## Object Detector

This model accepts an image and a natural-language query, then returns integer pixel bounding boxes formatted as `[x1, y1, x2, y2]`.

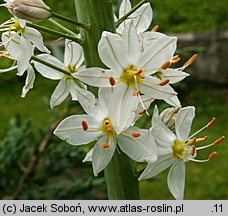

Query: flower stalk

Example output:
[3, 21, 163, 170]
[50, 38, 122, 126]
[74, 0, 140, 199]
[26, 23, 84, 45]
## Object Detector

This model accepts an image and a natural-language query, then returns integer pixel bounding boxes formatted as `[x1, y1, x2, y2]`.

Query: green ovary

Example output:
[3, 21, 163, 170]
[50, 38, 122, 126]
[100, 117, 115, 137]
[120, 65, 141, 87]
[172, 140, 188, 159]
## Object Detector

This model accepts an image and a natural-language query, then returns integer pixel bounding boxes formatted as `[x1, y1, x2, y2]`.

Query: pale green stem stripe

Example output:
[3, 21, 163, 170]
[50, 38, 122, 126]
[116, 0, 148, 27]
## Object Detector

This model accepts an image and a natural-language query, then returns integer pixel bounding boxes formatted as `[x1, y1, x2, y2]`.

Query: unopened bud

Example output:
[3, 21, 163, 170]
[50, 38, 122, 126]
[160, 106, 181, 131]
[2, 0, 52, 22]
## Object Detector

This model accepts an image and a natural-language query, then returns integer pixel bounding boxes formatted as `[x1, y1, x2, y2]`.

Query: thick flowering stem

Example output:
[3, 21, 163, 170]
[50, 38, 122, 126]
[74, 0, 140, 199]
[26, 23, 84, 45]
[116, 0, 148, 27]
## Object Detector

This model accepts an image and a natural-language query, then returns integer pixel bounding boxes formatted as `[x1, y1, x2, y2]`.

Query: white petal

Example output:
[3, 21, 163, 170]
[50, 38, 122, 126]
[24, 27, 50, 53]
[175, 106, 195, 141]
[21, 65, 35, 98]
[50, 78, 70, 108]
[167, 160, 186, 200]
[54, 115, 103, 145]
[98, 87, 113, 111]
[98, 31, 128, 73]
[151, 124, 175, 150]
[68, 79, 78, 101]
[73, 68, 116, 87]
[122, 21, 139, 63]
[82, 148, 93, 163]
[119, 0, 131, 18]
[108, 84, 138, 134]
[164, 96, 181, 107]
[117, 127, 157, 163]
[64, 39, 84, 68]
[139, 154, 174, 180]
[138, 36, 177, 70]
[34, 54, 64, 80]
[129, 3, 153, 33]
[140, 76, 177, 100]
[92, 136, 115, 177]
[2, 32, 32, 76]
[163, 68, 189, 84]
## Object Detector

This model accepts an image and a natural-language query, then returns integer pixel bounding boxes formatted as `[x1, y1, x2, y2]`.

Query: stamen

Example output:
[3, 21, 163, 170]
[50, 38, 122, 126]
[172, 55, 179, 60]
[133, 89, 140, 96]
[104, 120, 110, 125]
[172, 57, 181, 64]
[161, 61, 171, 70]
[82, 120, 88, 131]
[132, 132, 141, 137]
[196, 136, 208, 143]
[208, 152, 217, 160]
[151, 25, 159, 32]
[207, 117, 216, 128]
[183, 54, 198, 67]
[138, 73, 145, 79]
[188, 137, 196, 146]
[191, 145, 196, 156]
[213, 136, 225, 146]
[109, 76, 116, 86]
[134, 70, 143, 76]
[138, 109, 147, 115]
[101, 143, 110, 149]
[107, 126, 113, 132]
[159, 79, 170, 86]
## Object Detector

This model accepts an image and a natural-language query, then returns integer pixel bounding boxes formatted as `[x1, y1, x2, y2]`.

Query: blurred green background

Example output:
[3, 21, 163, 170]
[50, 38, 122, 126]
[0, 0, 227, 199]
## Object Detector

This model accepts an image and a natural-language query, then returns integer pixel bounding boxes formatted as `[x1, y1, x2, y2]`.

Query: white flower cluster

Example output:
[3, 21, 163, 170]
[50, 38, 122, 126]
[0, 0, 224, 200]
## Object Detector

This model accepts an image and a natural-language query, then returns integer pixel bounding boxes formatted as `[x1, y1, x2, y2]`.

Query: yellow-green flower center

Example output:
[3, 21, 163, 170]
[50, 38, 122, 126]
[100, 117, 115, 137]
[120, 65, 142, 87]
[153, 70, 163, 80]
[172, 139, 188, 159]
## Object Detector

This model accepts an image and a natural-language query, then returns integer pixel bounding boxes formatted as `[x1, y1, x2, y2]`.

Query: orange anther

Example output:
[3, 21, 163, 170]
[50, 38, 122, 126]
[151, 25, 159, 32]
[183, 54, 198, 66]
[172, 57, 181, 64]
[134, 70, 143, 76]
[196, 136, 208, 143]
[132, 132, 141, 137]
[208, 152, 217, 160]
[207, 117, 216, 128]
[138, 109, 147, 115]
[109, 76, 116, 86]
[138, 73, 145, 79]
[133, 89, 140, 96]
[101, 143, 110, 149]
[191, 145, 196, 156]
[213, 136, 225, 146]
[82, 120, 88, 131]
[159, 79, 170, 86]
[188, 137, 196, 146]
[161, 61, 171, 70]
[172, 55, 179, 60]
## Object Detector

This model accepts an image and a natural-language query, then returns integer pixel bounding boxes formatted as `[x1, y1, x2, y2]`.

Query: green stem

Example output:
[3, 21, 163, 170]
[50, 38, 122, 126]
[52, 12, 91, 30]
[74, 0, 140, 200]
[26, 23, 84, 45]
[116, 0, 148, 28]
[48, 18, 77, 36]
[31, 56, 72, 76]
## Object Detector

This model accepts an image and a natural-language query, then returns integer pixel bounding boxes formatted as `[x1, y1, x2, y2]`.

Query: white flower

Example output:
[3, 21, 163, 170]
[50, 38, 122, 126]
[98, 21, 177, 114]
[0, 34, 35, 97]
[54, 88, 157, 177]
[116, 0, 153, 34]
[1, 0, 52, 22]
[0, 18, 50, 53]
[33, 39, 111, 108]
[139, 106, 224, 200]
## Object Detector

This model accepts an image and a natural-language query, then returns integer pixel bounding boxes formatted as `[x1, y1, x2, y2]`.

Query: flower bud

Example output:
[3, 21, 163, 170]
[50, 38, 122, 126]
[2, 0, 52, 22]
[160, 106, 181, 131]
